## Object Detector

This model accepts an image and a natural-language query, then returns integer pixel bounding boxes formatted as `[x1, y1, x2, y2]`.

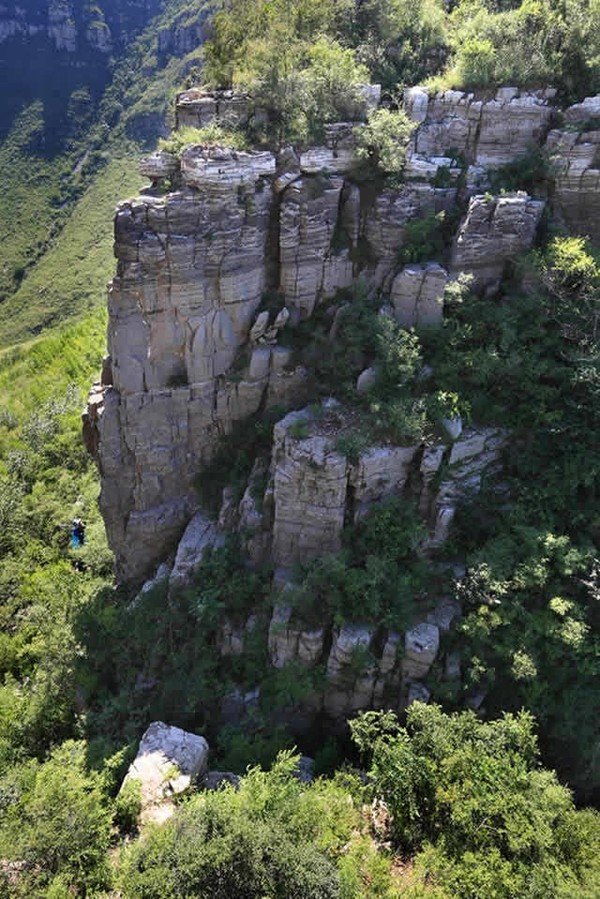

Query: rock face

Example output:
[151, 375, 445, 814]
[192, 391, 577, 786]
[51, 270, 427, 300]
[270, 412, 349, 567]
[279, 175, 353, 317]
[405, 86, 556, 168]
[86, 99, 479, 583]
[176, 88, 254, 131]
[451, 193, 545, 291]
[546, 106, 600, 243]
[85, 84, 559, 730]
[121, 721, 209, 824]
[246, 595, 454, 723]
[421, 427, 505, 551]
[390, 263, 448, 328]
[169, 512, 224, 591]
[222, 403, 504, 574]
[0, 0, 163, 53]
[85, 84, 557, 590]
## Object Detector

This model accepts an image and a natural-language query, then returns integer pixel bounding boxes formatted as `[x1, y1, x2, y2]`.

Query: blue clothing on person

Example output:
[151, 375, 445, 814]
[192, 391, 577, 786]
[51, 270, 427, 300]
[71, 518, 85, 548]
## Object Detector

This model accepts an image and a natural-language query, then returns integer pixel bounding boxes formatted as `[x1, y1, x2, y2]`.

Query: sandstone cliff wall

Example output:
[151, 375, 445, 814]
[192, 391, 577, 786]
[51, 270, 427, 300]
[85, 85, 600, 586]
[82, 81, 600, 731]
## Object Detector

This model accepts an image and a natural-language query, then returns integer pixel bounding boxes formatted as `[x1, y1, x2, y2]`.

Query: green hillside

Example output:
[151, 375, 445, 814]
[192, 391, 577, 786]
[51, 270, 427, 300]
[0, 0, 599, 896]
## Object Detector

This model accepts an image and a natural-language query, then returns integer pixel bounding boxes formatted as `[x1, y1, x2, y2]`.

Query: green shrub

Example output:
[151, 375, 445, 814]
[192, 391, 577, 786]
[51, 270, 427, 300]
[159, 123, 248, 155]
[350, 704, 600, 898]
[334, 430, 370, 464]
[438, 0, 600, 100]
[118, 751, 387, 899]
[289, 419, 310, 440]
[0, 741, 111, 895]
[290, 498, 429, 628]
[354, 108, 414, 178]
[489, 148, 550, 196]
[398, 211, 456, 266]
[114, 777, 142, 834]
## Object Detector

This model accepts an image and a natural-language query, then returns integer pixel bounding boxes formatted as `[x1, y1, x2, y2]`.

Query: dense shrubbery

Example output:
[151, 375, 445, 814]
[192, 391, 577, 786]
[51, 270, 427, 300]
[441, 0, 600, 100]
[284, 282, 430, 443]
[354, 107, 414, 177]
[117, 751, 396, 898]
[352, 704, 600, 897]
[202, 0, 600, 148]
[0, 741, 112, 897]
[205, 0, 372, 144]
[287, 497, 430, 628]
[418, 237, 600, 798]
[159, 123, 249, 154]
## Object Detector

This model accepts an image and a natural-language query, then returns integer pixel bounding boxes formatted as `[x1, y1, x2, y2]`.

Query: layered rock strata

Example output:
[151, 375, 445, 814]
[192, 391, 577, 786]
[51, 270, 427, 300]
[87, 146, 467, 582]
[216, 592, 461, 725]
[404, 85, 556, 170]
[546, 120, 600, 243]
[390, 263, 448, 328]
[86, 87, 556, 584]
[450, 193, 545, 291]
[223, 403, 504, 573]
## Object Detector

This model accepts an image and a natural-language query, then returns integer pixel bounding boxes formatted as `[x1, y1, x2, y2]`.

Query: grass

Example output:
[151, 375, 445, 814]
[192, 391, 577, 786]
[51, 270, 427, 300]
[0, 153, 141, 348]
[0, 103, 75, 305]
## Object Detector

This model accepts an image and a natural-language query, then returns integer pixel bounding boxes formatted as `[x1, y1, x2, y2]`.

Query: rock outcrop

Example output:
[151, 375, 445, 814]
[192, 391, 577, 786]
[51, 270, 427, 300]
[85, 99, 482, 583]
[546, 109, 600, 243]
[232, 596, 455, 724]
[451, 193, 545, 291]
[84, 83, 567, 735]
[219, 402, 504, 575]
[85, 84, 557, 592]
[121, 721, 209, 824]
[405, 86, 556, 169]
[169, 511, 224, 591]
[0, 0, 163, 53]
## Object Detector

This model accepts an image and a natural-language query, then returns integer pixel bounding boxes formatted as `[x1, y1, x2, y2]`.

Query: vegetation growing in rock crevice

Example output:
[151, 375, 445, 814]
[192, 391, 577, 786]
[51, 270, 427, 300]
[286, 497, 430, 629]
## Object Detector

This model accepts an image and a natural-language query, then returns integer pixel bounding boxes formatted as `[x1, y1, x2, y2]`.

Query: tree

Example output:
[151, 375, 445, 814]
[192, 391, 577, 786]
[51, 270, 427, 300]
[350, 704, 600, 897]
[0, 741, 112, 895]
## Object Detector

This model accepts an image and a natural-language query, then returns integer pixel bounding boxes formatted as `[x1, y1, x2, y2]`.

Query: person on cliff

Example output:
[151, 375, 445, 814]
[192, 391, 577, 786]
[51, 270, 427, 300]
[71, 518, 85, 548]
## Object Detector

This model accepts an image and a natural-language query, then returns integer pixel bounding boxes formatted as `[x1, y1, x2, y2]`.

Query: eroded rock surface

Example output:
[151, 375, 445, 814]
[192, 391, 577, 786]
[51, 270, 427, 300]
[405, 86, 555, 168]
[390, 263, 448, 328]
[87, 85, 552, 593]
[88, 133, 464, 582]
[121, 722, 209, 824]
[546, 113, 600, 243]
[451, 193, 544, 291]
[169, 512, 224, 591]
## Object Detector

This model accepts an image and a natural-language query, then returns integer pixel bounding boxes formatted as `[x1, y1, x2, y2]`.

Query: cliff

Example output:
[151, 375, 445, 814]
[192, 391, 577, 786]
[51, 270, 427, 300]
[84, 84, 599, 723]
[0, 0, 164, 53]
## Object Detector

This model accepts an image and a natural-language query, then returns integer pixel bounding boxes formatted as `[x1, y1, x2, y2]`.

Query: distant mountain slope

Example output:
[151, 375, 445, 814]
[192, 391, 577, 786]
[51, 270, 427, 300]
[0, 0, 211, 347]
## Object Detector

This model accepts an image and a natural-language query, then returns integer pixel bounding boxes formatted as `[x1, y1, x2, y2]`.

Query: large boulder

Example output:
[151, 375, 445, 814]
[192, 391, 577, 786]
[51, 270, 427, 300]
[121, 722, 209, 824]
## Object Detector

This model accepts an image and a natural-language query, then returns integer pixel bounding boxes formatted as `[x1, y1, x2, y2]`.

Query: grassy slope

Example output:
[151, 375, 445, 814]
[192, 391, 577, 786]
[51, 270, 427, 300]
[0, 153, 141, 347]
[0, 103, 72, 304]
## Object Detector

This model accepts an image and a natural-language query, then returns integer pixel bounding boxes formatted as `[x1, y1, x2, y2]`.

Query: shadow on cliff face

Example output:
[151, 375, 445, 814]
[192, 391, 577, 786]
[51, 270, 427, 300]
[0, 35, 110, 152]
